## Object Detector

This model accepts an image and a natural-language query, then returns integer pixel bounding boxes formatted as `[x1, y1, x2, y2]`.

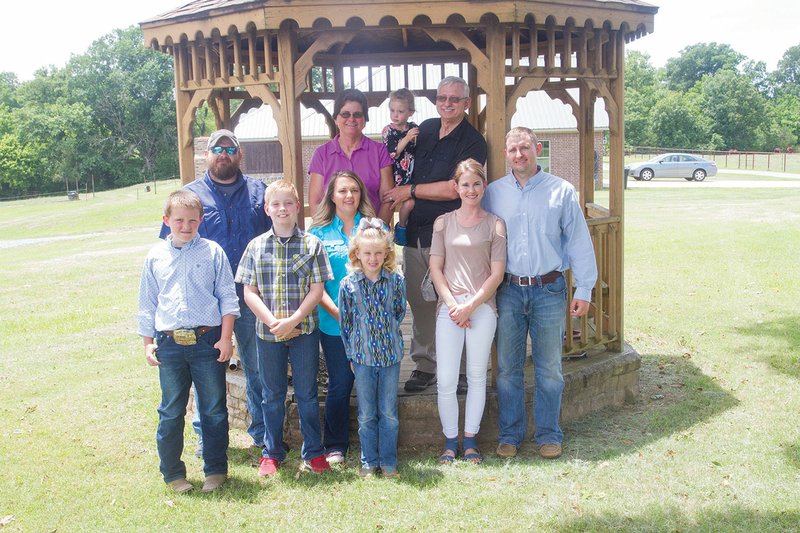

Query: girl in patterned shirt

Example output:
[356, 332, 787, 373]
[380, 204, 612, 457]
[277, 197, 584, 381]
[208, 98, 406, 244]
[338, 218, 406, 478]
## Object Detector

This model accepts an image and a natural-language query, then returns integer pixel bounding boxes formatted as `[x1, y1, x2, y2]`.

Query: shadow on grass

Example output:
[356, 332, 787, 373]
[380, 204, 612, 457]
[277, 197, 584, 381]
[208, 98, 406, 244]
[734, 315, 800, 380]
[782, 439, 800, 472]
[558, 506, 800, 532]
[561, 352, 739, 462]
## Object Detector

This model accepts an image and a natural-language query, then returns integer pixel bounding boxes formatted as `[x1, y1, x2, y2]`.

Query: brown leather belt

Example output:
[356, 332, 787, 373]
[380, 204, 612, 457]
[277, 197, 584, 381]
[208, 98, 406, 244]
[162, 326, 216, 338]
[504, 271, 562, 286]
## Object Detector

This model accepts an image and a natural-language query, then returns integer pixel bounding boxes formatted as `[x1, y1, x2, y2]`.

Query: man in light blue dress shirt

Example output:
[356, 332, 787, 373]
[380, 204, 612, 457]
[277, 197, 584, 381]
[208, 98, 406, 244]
[483, 127, 597, 460]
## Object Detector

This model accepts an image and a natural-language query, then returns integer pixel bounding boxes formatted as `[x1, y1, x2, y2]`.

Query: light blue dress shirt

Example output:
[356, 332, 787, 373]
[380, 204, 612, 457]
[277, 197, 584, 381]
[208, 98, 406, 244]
[137, 235, 240, 338]
[483, 169, 598, 302]
[308, 212, 363, 336]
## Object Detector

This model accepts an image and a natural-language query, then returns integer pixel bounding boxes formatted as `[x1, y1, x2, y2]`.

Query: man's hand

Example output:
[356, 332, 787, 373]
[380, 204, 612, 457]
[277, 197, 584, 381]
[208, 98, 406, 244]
[382, 184, 411, 209]
[570, 298, 590, 317]
[145, 343, 160, 366]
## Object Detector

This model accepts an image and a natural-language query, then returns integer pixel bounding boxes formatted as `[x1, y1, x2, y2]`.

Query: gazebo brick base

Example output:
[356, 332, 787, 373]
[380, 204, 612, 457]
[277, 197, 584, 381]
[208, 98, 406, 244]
[191, 344, 640, 450]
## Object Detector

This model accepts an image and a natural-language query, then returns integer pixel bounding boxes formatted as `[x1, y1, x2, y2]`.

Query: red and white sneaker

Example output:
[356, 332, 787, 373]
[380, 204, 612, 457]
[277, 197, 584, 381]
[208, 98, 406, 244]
[301, 455, 331, 474]
[258, 457, 280, 476]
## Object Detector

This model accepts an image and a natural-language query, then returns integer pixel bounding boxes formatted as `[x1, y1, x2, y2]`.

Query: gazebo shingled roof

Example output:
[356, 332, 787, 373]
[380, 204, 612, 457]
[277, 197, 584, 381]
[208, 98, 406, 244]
[141, 0, 658, 354]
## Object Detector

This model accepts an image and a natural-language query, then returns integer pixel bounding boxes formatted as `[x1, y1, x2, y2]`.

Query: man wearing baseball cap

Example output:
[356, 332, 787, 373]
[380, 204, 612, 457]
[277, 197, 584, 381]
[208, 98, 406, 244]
[160, 129, 272, 455]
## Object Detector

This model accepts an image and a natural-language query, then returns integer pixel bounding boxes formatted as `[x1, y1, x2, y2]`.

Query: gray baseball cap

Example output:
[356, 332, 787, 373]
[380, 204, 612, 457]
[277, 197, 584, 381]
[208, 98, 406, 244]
[207, 129, 240, 149]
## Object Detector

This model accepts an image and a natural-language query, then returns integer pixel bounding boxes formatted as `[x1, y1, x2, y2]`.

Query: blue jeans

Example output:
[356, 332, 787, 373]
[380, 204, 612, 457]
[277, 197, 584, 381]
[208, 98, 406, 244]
[320, 332, 354, 455]
[257, 331, 323, 462]
[352, 362, 401, 471]
[155, 328, 229, 483]
[193, 302, 264, 448]
[496, 275, 567, 447]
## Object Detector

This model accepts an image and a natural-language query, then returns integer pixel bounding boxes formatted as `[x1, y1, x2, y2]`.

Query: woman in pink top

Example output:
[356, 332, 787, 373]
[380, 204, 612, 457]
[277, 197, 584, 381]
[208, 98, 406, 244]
[429, 159, 506, 464]
[308, 89, 394, 225]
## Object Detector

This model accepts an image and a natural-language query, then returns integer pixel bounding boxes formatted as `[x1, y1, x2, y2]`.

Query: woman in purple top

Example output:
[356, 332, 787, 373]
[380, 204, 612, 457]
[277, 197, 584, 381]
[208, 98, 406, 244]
[308, 89, 394, 225]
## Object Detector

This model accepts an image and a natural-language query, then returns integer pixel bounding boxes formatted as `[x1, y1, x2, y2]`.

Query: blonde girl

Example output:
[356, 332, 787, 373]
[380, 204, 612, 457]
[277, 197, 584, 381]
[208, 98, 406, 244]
[338, 218, 406, 477]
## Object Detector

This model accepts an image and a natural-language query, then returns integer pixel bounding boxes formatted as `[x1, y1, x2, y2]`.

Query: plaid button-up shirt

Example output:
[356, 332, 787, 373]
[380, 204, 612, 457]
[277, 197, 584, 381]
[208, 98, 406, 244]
[236, 226, 332, 341]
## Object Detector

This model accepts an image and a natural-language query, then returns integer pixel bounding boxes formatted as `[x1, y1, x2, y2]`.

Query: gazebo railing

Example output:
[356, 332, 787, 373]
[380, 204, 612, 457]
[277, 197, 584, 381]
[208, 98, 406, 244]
[563, 211, 621, 356]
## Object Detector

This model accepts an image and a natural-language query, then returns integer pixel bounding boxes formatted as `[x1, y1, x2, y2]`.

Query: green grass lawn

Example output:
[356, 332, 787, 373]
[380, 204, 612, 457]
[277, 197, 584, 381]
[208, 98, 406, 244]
[1, 180, 799, 531]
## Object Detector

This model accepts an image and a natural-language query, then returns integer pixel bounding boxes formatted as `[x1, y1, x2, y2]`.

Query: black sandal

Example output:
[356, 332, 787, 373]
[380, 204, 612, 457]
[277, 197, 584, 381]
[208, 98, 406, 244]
[462, 435, 482, 464]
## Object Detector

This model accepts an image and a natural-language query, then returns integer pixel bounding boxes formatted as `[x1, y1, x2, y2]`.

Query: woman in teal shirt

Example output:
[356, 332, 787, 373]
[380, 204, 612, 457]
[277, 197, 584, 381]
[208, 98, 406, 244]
[309, 170, 377, 464]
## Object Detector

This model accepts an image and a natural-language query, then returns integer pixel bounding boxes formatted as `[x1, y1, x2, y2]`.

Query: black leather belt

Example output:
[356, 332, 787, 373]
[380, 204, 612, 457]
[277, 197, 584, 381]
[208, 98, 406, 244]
[504, 271, 562, 286]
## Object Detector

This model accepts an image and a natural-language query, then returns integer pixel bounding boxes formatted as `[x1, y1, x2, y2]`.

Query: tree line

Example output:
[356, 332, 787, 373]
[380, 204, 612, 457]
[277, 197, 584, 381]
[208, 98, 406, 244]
[625, 42, 800, 152]
[2, 31, 799, 198]
[0, 27, 178, 198]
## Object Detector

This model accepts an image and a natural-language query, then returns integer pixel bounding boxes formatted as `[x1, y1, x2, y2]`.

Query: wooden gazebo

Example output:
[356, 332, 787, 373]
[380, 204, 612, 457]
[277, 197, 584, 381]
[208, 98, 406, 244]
[141, 0, 657, 356]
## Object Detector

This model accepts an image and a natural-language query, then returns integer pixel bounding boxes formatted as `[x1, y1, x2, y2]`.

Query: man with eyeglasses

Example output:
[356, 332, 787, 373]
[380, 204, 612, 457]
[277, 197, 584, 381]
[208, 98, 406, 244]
[160, 129, 272, 456]
[383, 76, 487, 393]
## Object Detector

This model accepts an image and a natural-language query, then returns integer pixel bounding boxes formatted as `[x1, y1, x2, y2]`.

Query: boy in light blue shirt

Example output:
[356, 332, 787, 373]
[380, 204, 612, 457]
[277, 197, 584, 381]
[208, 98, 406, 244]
[137, 189, 239, 493]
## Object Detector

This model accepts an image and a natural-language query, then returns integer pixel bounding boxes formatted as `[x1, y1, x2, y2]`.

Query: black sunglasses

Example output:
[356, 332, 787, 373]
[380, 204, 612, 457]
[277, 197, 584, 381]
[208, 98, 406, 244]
[210, 146, 238, 155]
[339, 111, 365, 119]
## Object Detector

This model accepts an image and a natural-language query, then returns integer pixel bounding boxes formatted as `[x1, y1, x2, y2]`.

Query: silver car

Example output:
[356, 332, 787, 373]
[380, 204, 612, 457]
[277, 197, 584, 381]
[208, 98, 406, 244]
[626, 153, 718, 181]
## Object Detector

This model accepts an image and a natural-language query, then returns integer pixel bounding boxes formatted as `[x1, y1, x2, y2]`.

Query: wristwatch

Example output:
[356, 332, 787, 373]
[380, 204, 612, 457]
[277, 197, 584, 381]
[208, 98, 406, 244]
[410, 184, 417, 200]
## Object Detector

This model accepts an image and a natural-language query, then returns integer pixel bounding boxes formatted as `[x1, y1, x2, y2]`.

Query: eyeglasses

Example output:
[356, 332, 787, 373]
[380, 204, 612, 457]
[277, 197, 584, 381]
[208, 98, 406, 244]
[338, 111, 365, 119]
[436, 95, 468, 104]
[210, 146, 238, 155]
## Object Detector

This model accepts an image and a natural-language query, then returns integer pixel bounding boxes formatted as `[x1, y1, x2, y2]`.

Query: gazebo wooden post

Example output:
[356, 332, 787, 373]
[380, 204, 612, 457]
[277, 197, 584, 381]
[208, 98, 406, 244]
[277, 25, 306, 226]
[484, 24, 507, 182]
[607, 33, 626, 350]
[173, 48, 195, 183]
[579, 83, 596, 206]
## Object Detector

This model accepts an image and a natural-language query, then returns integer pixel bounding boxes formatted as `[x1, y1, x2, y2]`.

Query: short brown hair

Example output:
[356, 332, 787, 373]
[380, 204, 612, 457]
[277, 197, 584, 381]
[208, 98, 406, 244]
[506, 126, 538, 144]
[333, 88, 369, 122]
[164, 189, 203, 218]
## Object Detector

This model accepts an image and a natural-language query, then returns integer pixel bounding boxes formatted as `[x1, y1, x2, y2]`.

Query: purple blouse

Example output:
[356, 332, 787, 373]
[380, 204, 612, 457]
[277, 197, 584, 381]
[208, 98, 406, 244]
[308, 135, 394, 213]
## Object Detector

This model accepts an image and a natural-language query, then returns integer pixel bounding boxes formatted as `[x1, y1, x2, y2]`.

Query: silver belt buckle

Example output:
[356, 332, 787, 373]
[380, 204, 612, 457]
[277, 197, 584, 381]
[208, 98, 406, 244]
[518, 276, 531, 286]
[173, 329, 197, 346]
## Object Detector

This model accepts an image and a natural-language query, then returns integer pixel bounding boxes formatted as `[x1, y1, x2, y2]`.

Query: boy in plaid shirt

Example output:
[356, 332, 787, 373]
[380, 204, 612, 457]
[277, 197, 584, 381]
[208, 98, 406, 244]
[236, 180, 333, 476]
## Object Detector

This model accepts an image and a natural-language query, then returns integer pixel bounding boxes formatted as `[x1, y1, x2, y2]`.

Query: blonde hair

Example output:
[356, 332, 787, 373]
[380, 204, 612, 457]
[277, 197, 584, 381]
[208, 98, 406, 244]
[452, 158, 486, 183]
[309, 170, 376, 229]
[165, 189, 203, 217]
[389, 88, 415, 112]
[264, 179, 299, 204]
[348, 221, 397, 274]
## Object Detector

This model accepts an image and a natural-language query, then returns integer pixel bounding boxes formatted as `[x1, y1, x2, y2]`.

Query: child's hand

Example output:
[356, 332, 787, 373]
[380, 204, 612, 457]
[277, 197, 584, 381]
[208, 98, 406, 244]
[145, 343, 160, 366]
[215, 337, 234, 363]
[406, 127, 419, 142]
[269, 318, 298, 339]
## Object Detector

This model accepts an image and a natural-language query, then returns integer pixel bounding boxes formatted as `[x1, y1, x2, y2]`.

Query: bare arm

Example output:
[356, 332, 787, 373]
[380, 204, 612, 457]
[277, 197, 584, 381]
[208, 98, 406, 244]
[377, 165, 394, 225]
[382, 180, 458, 207]
[269, 282, 325, 338]
[244, 284, 277, 327]
[308, 172, 325, 217]
[214, 314, 236, 362]
[319, 291, 339, 323]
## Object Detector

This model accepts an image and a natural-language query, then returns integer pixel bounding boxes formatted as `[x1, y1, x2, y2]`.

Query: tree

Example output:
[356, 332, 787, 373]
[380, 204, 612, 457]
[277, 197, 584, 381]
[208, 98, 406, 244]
[664, 43, 745, 92]
[624, 51, 660, 146]
[698, 69, 768, 150]
[66, 26, 177, 185]
[773, 44, 800, 97]
[649, 91, 713, 150]
[0, 133, 41, 194]
[0, 72, 18, 109]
